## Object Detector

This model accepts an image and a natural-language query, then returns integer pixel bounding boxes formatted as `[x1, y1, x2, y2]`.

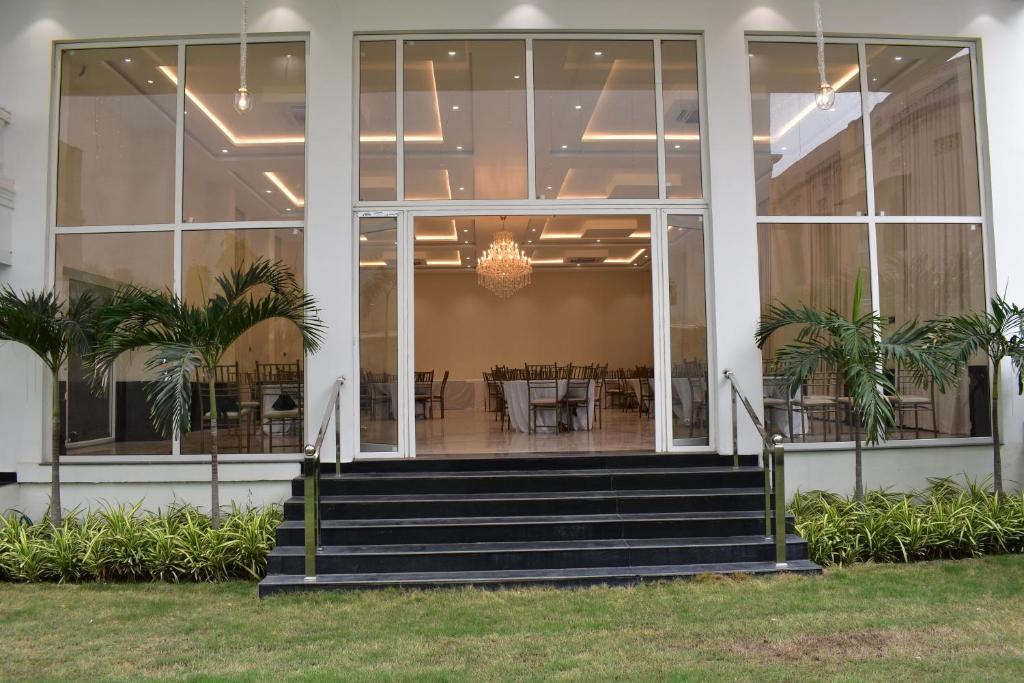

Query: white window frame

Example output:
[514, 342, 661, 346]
[45, 34, 309, 460]
[746, 34, 995, 450]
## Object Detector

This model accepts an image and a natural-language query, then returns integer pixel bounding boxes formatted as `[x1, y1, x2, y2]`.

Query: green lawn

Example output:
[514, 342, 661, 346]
[1, 557, 1023, 682]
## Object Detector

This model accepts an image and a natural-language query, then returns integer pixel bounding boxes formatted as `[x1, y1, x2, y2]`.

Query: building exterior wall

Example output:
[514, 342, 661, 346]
[1, 0, 1022, 518]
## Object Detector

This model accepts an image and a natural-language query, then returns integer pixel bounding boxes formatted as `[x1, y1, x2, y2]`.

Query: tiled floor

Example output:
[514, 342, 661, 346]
[415, 407, 656, 455]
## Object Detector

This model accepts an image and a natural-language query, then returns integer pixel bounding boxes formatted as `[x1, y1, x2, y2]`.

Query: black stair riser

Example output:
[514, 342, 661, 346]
[284, 493, 766, 521]
[338, 453, 758, 475]
[275, 516, 794, 546]
[297, 470, 765, 496]
[268, 541, 809, 575]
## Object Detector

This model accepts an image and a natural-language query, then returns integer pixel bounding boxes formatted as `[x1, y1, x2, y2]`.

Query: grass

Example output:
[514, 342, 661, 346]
[1, 557, 1022, 681]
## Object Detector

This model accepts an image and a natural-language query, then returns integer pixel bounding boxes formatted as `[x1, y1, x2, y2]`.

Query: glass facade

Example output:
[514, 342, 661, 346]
[750, 38, 985, 443]
[53, 40, 306, 456]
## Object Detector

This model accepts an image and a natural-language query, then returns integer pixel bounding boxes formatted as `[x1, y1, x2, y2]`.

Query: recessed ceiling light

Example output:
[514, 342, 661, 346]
[748, 53, 754, 58]
[265, 189, 273, 193]
[872, 77, 878, 82]
[124, 57, 132, 63]
[527, 240, 532, 243]
[220, 148, 229, 154]
[462, 228, 469, 233]
[593, 51, 603, 56]
[894, 55, 903, 61]
[574, 104, 582, 110]
[674, 144, 681, 149]
[458, 186, 465, 191]
[596, 239, 601, 243]
[561, 144, 568, 149]
[146, 79, 154, 84]
[513, 74, 521, 79]
[780, 146, 787, 151]
[448, 50, 457, 56]
[285, 207, 292, 212]
[546, 186, 552, 190]
[464, 240, 469, 244]
[452, 105, 460, 110]
[456, 145, 463, 150]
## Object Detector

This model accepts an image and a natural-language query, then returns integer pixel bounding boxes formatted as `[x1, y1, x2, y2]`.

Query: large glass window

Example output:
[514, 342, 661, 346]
[748, 42, 867, 216]
[181, 228, 305, 454]
[867, 45, 981, 216]
[404, 40, 528, 200]
[359, 216, 399, 452]
[57, 46, 178, 226]
[55, 232, 175, 455]
[750, 37, 987, 443]
[534, 40, 659, 199]
[182, 42, 305, 223]
[52, 40, 307, 457]
[662, 42, 703, 199]
[359, 41, 397, 201]
[878, 223, 988, 438]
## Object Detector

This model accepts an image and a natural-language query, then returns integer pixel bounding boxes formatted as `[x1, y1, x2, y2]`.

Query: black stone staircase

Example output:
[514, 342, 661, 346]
[258, 452, 820, 596]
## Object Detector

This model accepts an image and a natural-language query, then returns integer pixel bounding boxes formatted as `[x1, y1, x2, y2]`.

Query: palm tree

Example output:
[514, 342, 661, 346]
[0, 287, 96, 526]
[755, 273, 956, 501]
[92, 259, 324, 527]
[934, 295, 1024, 494]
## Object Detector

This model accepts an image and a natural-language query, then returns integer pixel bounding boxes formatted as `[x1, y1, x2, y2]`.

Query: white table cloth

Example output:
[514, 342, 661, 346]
[502, 379, 595, 433]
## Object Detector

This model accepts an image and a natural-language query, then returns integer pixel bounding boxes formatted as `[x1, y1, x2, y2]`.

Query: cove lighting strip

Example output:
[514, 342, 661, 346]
[604, 249, 646, 264]
[158, 66, 304, 146]
[263, 171, 304, 206]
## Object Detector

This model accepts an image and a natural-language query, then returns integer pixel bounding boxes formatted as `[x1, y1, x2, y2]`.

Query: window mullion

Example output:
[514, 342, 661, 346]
[857, 41, 883, 322]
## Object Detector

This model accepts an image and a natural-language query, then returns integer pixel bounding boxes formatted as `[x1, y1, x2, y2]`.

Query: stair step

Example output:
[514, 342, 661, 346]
[283, 487, 769, 520]
[297, 466, 765, 496]
[267, 535, 808, 574]
[259, 559, 822, 596]
[340, 452, 758, 474]
[275, 510, 792, 545]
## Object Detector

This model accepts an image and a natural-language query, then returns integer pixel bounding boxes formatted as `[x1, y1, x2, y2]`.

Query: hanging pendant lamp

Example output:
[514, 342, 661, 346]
[233, 0, 253, 113]
[813, 0, 836, 111]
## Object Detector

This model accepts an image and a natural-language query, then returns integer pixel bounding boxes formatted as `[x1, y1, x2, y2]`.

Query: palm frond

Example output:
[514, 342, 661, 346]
[0, 286, 87, 373]
[142, 344, 202, 438]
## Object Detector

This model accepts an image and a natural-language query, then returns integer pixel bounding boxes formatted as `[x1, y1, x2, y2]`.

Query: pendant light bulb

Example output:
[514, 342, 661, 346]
[815, 83, 836, 110]
[233, 86, 253, 113]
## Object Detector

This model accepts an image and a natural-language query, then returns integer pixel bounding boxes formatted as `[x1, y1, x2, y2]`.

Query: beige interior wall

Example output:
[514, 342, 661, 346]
[414, 268, 654, 380]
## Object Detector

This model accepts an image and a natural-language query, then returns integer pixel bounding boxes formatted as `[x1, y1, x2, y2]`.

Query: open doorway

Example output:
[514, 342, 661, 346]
[412, 214, 658, 455]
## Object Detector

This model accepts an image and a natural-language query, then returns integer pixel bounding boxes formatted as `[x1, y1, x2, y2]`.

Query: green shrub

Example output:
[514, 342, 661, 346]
[0, 502, 282, 583]
[791, 478, 1024, 566]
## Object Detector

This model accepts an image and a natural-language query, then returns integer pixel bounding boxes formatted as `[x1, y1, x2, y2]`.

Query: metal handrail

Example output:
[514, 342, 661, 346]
[723, 369, 787, 566]
[302, 376, 345, 581]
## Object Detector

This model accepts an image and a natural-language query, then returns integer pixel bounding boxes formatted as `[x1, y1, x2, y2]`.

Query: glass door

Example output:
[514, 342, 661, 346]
[658, 211, 713, 449]
[356, 212, 407, 455]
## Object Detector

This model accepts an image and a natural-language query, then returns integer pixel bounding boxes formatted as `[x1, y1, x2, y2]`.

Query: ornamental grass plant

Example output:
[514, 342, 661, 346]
[791, 478, 1024, 566]
[0, 502, 281, 583]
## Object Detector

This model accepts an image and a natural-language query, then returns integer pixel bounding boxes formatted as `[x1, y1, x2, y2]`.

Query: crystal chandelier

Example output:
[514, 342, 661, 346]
[476, 216, 532, 299]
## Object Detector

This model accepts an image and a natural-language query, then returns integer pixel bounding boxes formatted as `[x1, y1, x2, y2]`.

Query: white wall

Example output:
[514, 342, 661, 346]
[1, 1, 1022, 514]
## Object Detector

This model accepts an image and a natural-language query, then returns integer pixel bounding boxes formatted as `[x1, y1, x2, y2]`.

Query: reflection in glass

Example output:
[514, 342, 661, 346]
[54, 232, 174, 455]
[360, 217, 399, 451]
[666, 215, 709, 444]
[748, 42, 867, 216]
[534, 40, 658, 199]
[359, 41, 397, 201]
[662, 42, 702, 199]
[403, 40, 528, 200]
[182, 42, 305, 222]
[181, 228, 305, 454]
[878, 223, 987, 438]
[757, 223, 871, 442]
[867, 45, 981, 216]
[57, 46, 178, 227]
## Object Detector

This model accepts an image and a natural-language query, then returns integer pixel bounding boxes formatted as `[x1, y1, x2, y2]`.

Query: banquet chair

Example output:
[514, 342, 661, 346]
[798, 371, 839, 442]
[197, 362, 247, 453]
[564, 364, 594, 431]
[414, 370, 434, 419]
[525, 363, 561, 433]
[687, 375, 708, 437]
[762, 373, 795, 441]
[431, 370, 450, 419]
[638, 376, 655, 419]
[255, 361, 303, 453]
[483, 371, 501, 414]
[604, 368, 624, 409]
[891, 365, 938, 439]
[592, 364, 608, 428]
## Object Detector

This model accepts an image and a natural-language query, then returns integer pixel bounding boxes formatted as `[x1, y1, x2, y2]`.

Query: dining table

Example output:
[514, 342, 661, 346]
[501, 379, 596, 433]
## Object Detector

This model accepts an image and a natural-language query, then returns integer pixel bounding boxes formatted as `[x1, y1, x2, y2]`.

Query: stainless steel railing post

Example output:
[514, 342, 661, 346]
[303, 444, 318, 581]
[773, 434, 787, 566]
[731, 382, 739, 469]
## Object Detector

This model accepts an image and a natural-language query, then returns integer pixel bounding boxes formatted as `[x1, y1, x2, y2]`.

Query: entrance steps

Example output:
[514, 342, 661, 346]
[258, 453, 820, 596]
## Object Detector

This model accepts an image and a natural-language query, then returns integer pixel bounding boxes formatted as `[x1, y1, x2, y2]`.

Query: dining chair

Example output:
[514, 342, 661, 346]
[197, 362, 245, 453]
[431, 370, 450, 419]
[891, 365, 938, 439]
[798, 371, 838, 442]
[592, 364, 608, 429]
[687, 375, 708, 437]
[762, 373, 795, 441]
[604, 368, 624, 409]
[563, 364, 593, 431]
[255, 360, 303, 453]
[638, 376, 655, 419]
[414, 370, 434, 419]
[525, 363, 561, 433]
